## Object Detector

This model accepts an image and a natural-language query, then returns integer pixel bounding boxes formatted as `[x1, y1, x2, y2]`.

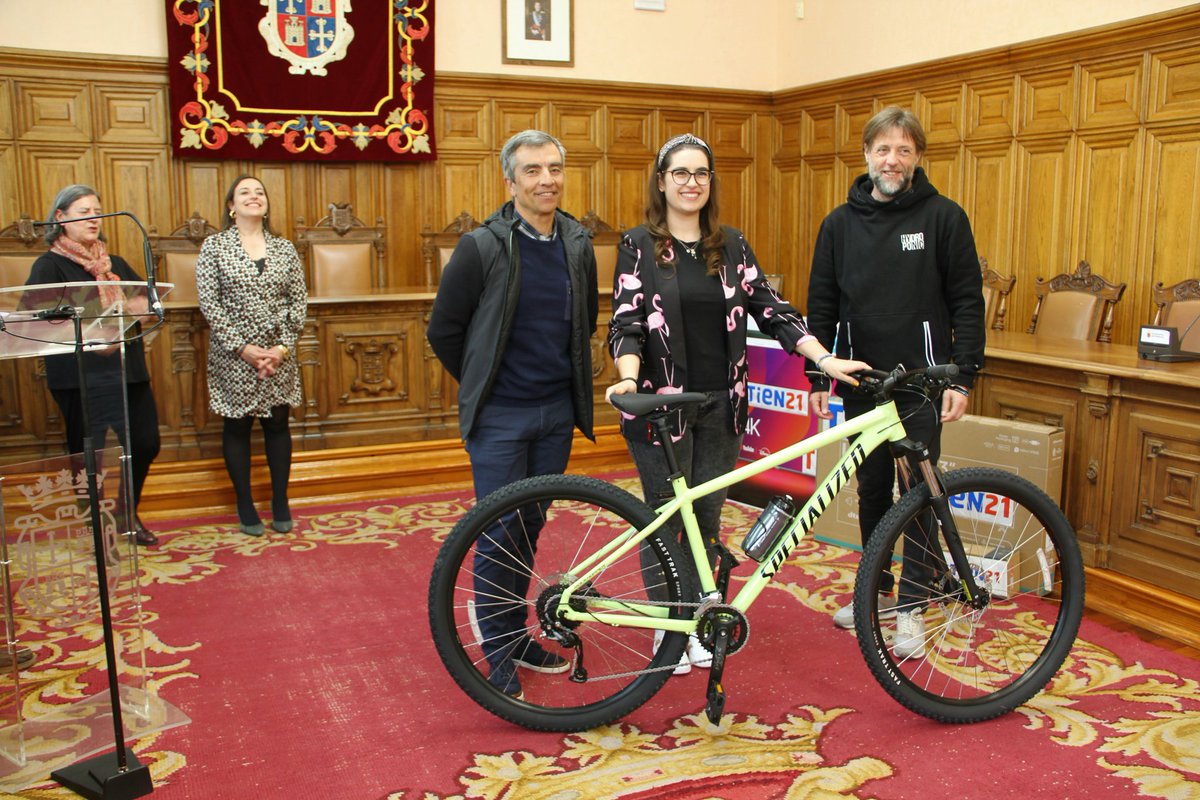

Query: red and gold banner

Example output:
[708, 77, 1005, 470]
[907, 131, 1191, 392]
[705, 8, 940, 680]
[166, 0, 436, 162]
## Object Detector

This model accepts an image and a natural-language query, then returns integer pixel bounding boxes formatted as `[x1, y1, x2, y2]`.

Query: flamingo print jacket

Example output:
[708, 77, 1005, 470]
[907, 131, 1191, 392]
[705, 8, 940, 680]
[607, 225, 814, 443]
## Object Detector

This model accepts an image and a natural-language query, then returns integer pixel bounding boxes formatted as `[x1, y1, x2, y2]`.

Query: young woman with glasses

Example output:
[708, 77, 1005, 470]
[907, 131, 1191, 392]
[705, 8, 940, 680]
[606, 134, 868, 675]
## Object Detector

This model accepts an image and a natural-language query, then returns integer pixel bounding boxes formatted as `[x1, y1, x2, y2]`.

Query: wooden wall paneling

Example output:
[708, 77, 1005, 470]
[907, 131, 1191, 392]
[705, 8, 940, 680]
[769, 162, 803, 299]
[0, 78, 13, 141]
[1110, 406, 1200, 597]
[834, 98, 875, 155]
[873, 91, 919, 116]
[965, 76, 1017, 141]
[19, 144, 95, 214]
[800, 105, 836, 157]
[658, 108, 706, 144]
[1017, 67, 1077, 137]
[607, 154, 652, 237]
[14, 80, 90, 143]
[962, 139, 1017, 286]
[92, 84, 167, 144]
[96, 146, 172, 259]
[0, 144, 20, 227]
[494, 99, 549, 144]
[1147, 45, 1200, 123]
[1072, 129, 1143, 340]
[436, 153, 500, 233]
[1079, 55, 1145, 129]
[708, 111, 755, 161]
[915, 83, 966, 147]
[550, 102, 602, 154]
[920, 144, 964, 205]
[434, 95, 491, 151]
[795, 154, 847, 301]
[1012, 135, 1074, 304]
[383, 162, 427, 287]
[257, 163, 298, 240]
[717, 156, 755, 234]
[1138, 126, 1200, 306]
[562, 152, 601, 223]
[605, 106, 655, 156]
[174, 160, 227, 232]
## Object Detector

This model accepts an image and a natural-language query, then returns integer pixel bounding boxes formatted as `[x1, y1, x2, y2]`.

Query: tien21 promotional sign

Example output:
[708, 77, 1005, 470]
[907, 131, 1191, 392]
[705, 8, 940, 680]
[738, 336, 836, 503]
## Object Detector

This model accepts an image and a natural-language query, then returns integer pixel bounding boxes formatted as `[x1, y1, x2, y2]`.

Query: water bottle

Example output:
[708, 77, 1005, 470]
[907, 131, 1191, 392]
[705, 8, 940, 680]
[741, 495, 796, 561]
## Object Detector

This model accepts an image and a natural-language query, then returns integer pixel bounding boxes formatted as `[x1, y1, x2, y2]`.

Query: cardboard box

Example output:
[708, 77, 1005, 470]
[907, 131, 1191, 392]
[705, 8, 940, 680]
[811, 415, 1066, 576]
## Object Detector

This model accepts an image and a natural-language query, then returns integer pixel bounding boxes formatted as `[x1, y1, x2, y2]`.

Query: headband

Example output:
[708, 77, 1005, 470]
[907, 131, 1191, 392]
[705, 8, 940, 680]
[656, 133, 711, 170]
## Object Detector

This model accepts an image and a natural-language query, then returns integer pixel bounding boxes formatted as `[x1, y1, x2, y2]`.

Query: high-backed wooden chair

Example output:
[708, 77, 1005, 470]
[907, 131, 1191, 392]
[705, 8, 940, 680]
[579, 210, 621, 296]
[420, 211, 482, 288]
[980, 257, 1016, 332]
[1152, 278, 1200, 352]
[0, 215, 44, 288]
[1027, 260, 1126, 343]
[294, 203, 386, 295]
[147, 212, 219, 304]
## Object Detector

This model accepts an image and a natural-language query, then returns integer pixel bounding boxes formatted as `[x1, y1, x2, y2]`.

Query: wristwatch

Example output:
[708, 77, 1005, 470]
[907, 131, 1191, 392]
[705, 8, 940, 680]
[277, 344, 290, 360]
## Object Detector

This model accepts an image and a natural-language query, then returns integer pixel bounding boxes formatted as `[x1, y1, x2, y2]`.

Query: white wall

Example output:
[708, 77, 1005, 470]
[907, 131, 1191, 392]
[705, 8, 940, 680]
[0, 0, 1196, 91]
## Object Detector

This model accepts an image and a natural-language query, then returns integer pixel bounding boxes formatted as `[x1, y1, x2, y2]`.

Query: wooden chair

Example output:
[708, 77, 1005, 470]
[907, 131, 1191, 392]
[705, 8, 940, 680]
[579, 210, 621, 296]
[294, 203, 386, 295]
[980, 257, 1016, 332]
[1027, 260, 1126, 343]
[147, 212, 220, 304]
[420, 211, 481, 288]
[0, 215, 44, 288]
[1152, 278, 1200, 352]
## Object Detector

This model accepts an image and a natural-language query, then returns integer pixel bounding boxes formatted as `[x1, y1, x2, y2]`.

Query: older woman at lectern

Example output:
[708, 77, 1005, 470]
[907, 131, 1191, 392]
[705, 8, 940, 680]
[26, 184, 160, 546]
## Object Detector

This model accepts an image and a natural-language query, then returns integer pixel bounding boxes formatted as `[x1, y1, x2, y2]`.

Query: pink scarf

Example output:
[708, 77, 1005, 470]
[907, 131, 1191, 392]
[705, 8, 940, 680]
[51, 235, 123, 308]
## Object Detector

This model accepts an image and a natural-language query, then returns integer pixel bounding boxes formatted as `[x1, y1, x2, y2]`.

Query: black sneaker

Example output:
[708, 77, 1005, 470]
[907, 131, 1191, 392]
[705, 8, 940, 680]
[487, 659, 523, 699]
[513, 640, 570, 674]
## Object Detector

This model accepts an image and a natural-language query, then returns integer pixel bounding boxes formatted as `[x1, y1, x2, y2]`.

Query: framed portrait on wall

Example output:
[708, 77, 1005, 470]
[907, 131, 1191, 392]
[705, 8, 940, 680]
[501, 0, 574, 66]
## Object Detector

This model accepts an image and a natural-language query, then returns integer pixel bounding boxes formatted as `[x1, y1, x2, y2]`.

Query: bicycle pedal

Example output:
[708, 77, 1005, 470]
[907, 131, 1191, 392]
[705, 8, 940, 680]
[704, 680, 726, 725]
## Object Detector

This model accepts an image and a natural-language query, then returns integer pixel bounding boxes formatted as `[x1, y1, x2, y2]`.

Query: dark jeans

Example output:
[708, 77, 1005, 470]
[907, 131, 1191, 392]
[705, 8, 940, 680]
[844, 393, 942, 609]
[465, 396, 574, 666]
[626, 391, 741, 598]
[222, 406, 293, 526]
[53, 382, 161, 517]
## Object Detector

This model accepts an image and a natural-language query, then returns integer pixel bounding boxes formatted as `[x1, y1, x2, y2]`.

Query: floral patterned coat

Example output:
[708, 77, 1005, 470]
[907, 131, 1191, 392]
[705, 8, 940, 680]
[607, 225, 813, 442]
[196, 227, 308, 418]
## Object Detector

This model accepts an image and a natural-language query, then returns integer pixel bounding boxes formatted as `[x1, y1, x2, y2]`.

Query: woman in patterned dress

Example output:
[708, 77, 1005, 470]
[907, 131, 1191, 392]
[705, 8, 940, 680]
[197, 175, 307, 536]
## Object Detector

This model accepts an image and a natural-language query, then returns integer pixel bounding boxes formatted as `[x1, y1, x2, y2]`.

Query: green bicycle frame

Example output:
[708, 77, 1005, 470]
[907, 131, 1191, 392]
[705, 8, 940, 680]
[556, 396, 910, 632]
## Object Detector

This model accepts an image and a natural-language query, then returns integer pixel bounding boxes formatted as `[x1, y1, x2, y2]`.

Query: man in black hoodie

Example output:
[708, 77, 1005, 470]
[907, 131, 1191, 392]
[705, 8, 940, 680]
[806, 107, 985, 657]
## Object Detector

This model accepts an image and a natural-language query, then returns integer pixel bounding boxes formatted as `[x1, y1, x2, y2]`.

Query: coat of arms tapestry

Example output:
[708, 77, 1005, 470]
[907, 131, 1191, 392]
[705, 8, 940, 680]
[166, 0, 436, 162]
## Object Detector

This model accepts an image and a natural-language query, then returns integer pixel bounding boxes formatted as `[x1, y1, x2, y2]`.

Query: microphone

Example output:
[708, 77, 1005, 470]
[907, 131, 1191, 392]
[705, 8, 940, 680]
[35, 210, 164, 321]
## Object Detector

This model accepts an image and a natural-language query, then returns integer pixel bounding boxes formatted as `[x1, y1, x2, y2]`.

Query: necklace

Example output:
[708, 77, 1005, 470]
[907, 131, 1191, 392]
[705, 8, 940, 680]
[673, 236, 700, 260]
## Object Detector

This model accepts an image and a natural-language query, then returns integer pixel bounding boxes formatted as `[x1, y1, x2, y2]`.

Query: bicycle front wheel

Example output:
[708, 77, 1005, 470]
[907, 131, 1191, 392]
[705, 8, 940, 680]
[428, 473, 699, 732]
[853, 467, 1084, 723]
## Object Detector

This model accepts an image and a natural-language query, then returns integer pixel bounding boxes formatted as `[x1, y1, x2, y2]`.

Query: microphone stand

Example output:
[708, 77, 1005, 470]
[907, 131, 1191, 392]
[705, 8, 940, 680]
[45, 307, 152, 799]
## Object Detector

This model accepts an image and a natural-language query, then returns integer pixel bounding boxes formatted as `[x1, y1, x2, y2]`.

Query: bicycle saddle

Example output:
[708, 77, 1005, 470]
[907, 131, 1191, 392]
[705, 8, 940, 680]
[610, 391, 708, 418]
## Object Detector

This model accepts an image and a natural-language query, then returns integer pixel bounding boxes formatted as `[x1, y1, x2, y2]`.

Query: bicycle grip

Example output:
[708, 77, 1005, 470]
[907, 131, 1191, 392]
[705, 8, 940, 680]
[926, 364, 960, 380]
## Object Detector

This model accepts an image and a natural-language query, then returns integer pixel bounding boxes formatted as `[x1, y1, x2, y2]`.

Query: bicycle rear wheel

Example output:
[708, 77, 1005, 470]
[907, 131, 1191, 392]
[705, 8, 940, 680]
[853, 467, 1084, 723]
[428, 473, 698, 732]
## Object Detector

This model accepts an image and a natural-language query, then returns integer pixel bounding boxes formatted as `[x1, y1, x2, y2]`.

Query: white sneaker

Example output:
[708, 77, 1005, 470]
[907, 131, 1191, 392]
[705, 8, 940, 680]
[892, 609, 927, 658]
[653, 630, 692, 675]
[686, 635, 712, 668]
[832, 593, 897, 630]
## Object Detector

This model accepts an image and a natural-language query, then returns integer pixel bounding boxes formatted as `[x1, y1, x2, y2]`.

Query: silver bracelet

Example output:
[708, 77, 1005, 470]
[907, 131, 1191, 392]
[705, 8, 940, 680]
[816, 353, 835, 373]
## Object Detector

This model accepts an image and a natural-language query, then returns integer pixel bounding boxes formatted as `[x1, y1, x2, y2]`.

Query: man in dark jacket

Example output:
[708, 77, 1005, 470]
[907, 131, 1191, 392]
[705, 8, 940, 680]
[426, 129, 598, 699]
[806, 107, 985, 657]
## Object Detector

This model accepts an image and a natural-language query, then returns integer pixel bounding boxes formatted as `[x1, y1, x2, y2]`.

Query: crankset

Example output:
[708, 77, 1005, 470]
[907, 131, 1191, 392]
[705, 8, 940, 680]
[694, 603, 750, 725]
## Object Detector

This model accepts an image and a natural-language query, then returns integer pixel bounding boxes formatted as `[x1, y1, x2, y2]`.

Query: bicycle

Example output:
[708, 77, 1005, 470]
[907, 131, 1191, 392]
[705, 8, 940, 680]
[428, 364, 1084, 732]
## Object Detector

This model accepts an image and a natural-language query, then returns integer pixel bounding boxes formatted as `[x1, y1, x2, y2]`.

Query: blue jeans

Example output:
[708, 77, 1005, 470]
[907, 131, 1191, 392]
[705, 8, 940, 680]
[465, 396, 574, 665]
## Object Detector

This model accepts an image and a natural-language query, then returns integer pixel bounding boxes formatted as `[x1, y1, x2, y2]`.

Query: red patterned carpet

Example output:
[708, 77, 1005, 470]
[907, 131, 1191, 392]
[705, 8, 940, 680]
[4, 480, 1199, 799]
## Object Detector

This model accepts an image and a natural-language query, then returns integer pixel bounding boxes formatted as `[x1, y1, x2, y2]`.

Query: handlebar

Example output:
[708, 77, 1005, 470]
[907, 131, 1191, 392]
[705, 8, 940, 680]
[851, 363, 960, 403]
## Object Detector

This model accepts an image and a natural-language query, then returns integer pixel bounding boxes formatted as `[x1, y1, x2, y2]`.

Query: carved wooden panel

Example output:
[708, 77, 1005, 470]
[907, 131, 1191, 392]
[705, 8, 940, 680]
[437, 153, 499, 233]
[708, 112, 754, 160]
[966, 77, 1016, 140]
[551, 103, 602, 153]
[921, 144, 963, 204]
[97, 147, 172, 258]
[797, 156, 843, 282]
[0, 79, 12, 140]
[607, 155, 652, 235]
[1017, 68, 1076, 136]
[605, 107, 654, 155]
[718, 157, 754, 232]
[174, 160, 228, 230]
[1140, 128, 1200, 291]
[769, 164, 802, 303]
[1110, 408, 1200, 598]
[916, 84, 965, 145]
[94, 84, 167, 144]
[1013, 136, 1073, 288]
[0, 144, 20, 228]
[962, 140, 1017, 285]
[494, 99, 548, 144]
[1079, 56, 1144, 128]
[561, 154, 601, 225]
[14, 81, 90, 142]
[1148, 46, 1200, 123]
[659, 109, 705, 144]
[835, 98, 875, 155]
[19, 145, 95, 213]
[800, 106, 836, 157]
[772, 110, 803, 160]
[436, 97, 490, 150]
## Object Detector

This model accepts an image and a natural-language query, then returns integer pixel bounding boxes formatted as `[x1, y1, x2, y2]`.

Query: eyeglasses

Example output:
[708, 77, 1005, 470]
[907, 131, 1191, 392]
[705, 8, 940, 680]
[663, 168, 714, 186]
